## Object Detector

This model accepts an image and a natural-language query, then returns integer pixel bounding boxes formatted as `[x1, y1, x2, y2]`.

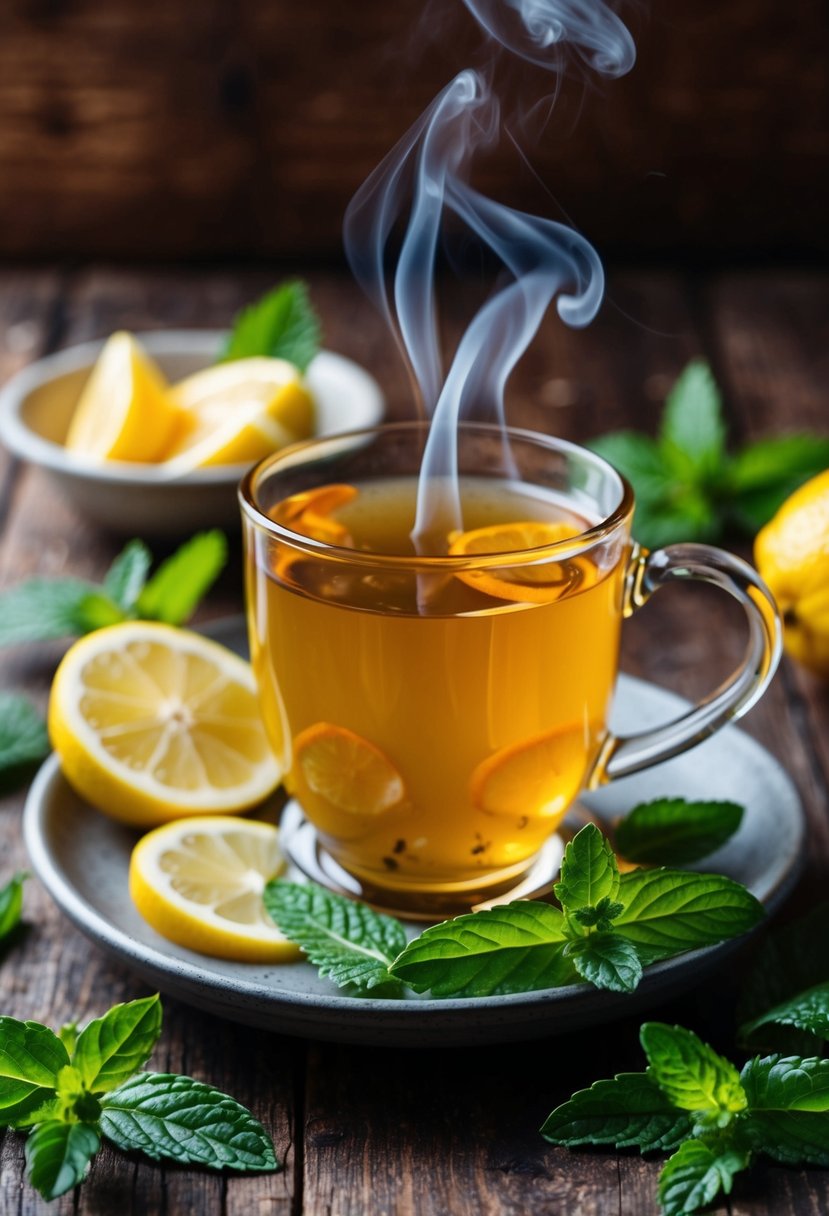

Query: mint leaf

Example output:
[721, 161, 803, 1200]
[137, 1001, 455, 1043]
[0, 1018, 69, 1127]
[74, 591, 126, 631]
[567, 933, 642, 992]
[572, 895, 624, 930]
[0, 694, 49, 778]
[729, 433, 829, 494]
[614, 799, 743, 866]
[739, 1055, 829, 1167]
[100, 1072, 277, 1171]
[631, 491, 719, 549]
[658, 1136, 750, 1216]
[103, 540, 152, 612]
[554, 823, 620, 913]
[640, 1023, 746, 1113]
[741, 981, 829, 1045]
[0, 872, 26, 942]
[588, 431, 669, 502]
[72, 995, 162, 1094]
[389, 901, 575, 997]
[0, 578, 100, 646]
[264, 880, 407, 994]
[741, 1054, 829, 1113]
[220, 281, 321, 372]
[613, 868, 764, 960]
[25, 1120, 100, 1200]
[659, 360, 726, 482]
[136, 530, 228, 625]
[540, 1072, 692, 1151]
[738, 903, 829, 1041]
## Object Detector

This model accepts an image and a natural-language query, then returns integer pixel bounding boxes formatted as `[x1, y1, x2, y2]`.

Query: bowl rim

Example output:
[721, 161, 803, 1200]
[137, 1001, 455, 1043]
[0, 331, 383, 488]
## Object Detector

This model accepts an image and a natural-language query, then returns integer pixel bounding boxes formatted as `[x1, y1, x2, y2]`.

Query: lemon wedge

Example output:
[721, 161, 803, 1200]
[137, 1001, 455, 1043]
[129, 817, 299, 961]
[162, 357, 315, 470]
[48, 622, 282, 828]
[64, 332, 182, 462]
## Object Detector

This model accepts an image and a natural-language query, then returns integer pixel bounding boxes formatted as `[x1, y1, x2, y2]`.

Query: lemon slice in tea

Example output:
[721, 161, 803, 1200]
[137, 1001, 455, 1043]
[448, 520, 595, 603]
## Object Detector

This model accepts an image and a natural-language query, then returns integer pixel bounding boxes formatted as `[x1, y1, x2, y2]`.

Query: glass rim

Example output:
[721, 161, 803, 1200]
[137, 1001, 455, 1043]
[238, 420, 635, 571]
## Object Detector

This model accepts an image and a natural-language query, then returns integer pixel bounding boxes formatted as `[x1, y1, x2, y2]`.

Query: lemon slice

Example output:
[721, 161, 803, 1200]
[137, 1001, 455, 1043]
[470, 724, 595, 823]
[64, 332, 182, 462]
[48, 622, 282, 828]
[129, 817, 299, 962]
[292, 722, 406, 816]
[448, 520, 595, 603]
[162, 357, 315, 470]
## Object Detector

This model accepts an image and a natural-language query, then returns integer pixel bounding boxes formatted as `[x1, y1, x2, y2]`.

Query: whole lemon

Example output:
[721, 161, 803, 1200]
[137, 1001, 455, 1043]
[754, 469, 829, 676]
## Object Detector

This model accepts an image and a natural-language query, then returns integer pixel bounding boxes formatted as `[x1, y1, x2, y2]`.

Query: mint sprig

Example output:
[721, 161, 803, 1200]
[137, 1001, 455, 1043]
[543, 1014, 829, 1215]
[0, 529, 227, 651]
[269, 823, 763, 1000]
[589, 358, 829, 547]
[220, 281, 322, 372]
[0, 995, 278, 1201]
[389, 824, 763, 996]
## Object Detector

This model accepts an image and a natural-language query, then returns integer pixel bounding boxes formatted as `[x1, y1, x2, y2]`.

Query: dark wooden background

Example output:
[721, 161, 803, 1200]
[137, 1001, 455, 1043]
[0, 0, 826, 261]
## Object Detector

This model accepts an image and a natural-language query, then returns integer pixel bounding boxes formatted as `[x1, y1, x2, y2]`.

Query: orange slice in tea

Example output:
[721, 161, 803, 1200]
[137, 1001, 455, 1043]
[448, 521, 596, 603]
[275, 484, 358, 546]
[292, 722, 406, 816]
[471, 723, 595, 822]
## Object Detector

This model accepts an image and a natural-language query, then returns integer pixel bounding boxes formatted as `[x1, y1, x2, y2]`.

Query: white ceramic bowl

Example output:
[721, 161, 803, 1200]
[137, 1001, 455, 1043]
[0, 331, 385, 536]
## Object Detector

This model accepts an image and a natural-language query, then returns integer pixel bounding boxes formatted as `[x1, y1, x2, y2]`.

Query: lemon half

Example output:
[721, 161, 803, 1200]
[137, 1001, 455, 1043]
[49, 622, 282, 827]
[129, 817, 299, 962]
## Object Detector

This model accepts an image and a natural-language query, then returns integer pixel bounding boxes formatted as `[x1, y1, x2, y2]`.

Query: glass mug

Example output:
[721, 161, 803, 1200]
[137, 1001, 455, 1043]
[240, 422, 781, 916]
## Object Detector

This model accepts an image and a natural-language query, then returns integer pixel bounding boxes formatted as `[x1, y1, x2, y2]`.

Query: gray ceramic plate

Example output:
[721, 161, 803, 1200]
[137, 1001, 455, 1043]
[24, 622, 805, 1047]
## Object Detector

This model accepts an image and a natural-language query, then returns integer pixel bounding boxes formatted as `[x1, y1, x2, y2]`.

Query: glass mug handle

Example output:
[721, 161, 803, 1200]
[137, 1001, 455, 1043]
[590, 543, 783, 785]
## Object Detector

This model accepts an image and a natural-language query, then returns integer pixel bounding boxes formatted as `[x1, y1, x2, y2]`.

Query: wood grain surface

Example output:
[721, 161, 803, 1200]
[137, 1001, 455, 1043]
[1, 266, 828, 1214]
[0, 0, 826, 259]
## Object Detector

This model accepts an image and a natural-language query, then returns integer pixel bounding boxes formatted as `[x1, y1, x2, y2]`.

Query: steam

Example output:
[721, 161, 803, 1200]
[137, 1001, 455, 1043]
[460, 0, 635, 78]
[343, 0, 635, 553]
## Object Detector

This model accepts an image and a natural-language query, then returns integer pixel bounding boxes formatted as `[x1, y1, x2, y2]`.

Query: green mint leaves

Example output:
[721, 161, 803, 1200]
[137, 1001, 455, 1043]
[391, 825, 762, 997]
[614, 799, 743, 866]
[0, 995, 277, 1201]
[132, 531, 228, 625]
[272, 824, 763, 1000]
[0, 872, 26, 946]
[544, 1010, 829, 1216]
[589, 358, 829, 547]
[0, 694, 49, 785]
[0, 529, 227, 650]
[99, 1073, 277, 1171]
[220, 280, 322, 372]
[264, 881, 408, 994]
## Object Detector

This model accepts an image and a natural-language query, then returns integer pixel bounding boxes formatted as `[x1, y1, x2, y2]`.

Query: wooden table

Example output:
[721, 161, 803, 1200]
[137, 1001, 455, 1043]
[1, 266, 827, 1215]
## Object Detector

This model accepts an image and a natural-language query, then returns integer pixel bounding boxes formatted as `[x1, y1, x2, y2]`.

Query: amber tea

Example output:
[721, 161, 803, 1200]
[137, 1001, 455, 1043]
[246, 472, 624, 906]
